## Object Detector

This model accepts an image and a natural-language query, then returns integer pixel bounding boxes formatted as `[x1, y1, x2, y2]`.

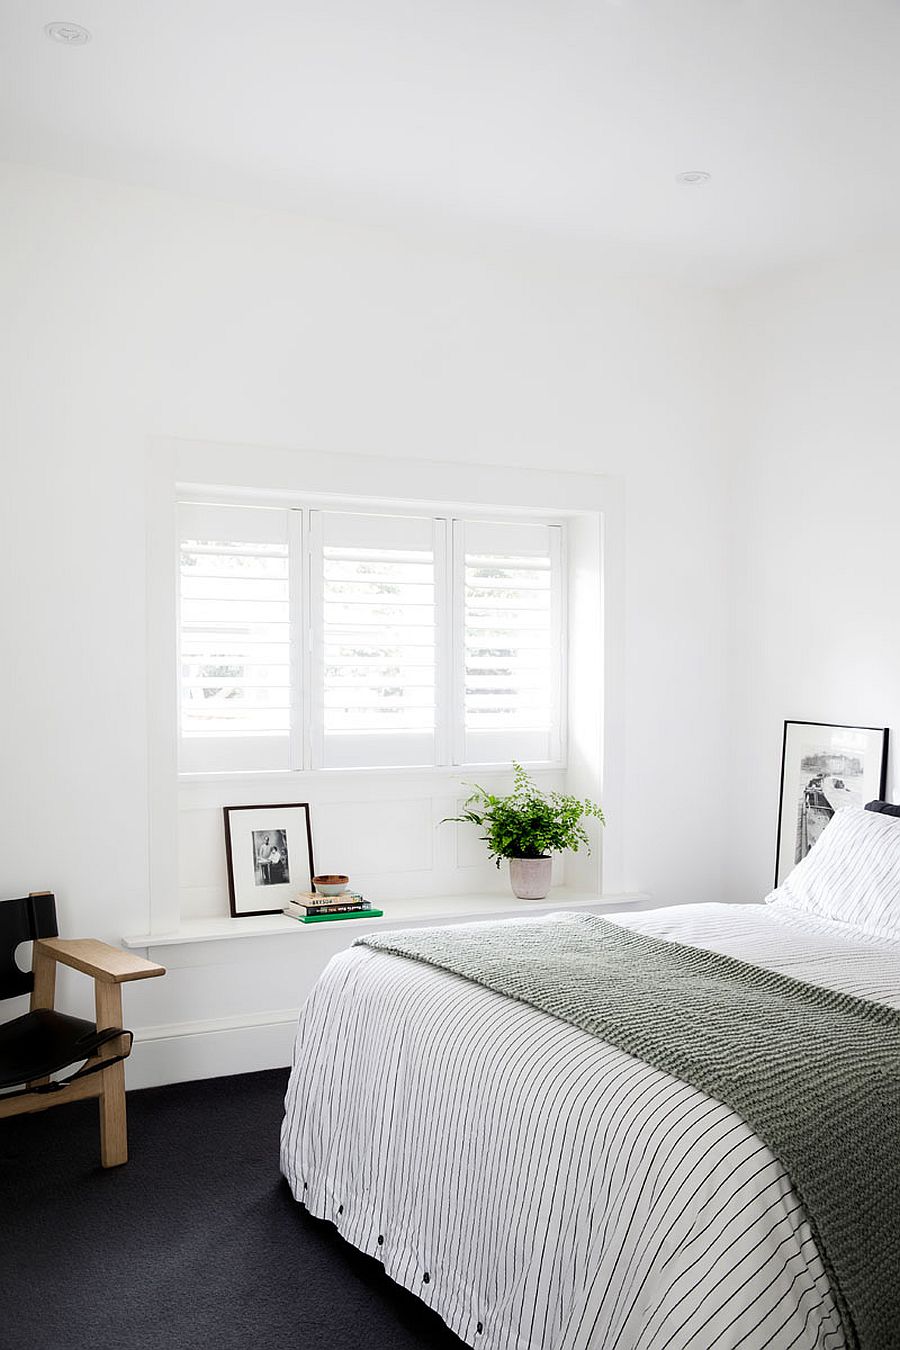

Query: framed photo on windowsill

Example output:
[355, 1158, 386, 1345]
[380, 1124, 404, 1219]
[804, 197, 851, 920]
[774, 721, 889, 886]
[224, 803, 315, 917]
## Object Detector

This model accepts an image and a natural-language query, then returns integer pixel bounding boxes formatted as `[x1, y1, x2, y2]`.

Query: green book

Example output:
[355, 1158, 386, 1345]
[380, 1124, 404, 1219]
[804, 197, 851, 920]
[298, 907, 384, 924]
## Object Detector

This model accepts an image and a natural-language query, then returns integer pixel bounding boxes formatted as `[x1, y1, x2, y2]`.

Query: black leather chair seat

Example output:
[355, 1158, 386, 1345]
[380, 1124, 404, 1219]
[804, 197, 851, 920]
[0, 1008, 102, 1089]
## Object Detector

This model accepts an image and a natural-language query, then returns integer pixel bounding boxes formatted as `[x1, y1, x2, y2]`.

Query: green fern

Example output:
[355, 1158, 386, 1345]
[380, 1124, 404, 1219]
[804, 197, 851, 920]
[443, 762, 604, 867]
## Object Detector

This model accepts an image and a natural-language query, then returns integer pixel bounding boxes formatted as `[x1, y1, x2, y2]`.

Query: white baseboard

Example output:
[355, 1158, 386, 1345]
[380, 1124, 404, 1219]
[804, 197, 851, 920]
[125, 1009, 299, 1090]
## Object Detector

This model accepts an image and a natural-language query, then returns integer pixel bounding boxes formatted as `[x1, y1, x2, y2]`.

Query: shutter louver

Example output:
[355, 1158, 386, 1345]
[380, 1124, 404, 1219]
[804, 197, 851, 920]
[317, 511, 438, 768]
[179, 503, 293, 773]
[459, 520, 562, 765]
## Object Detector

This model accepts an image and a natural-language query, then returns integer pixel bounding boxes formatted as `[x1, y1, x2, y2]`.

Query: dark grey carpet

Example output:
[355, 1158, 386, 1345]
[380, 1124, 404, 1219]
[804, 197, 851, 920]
[0, 1069, 465, 1350]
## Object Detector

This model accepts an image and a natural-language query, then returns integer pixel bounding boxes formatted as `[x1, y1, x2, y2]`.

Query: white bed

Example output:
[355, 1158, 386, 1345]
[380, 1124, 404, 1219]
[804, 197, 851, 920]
[280, 901, 900, 1350]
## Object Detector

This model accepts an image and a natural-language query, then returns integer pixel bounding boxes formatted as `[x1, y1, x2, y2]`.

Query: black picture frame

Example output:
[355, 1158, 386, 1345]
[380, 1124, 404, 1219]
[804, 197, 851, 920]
[774, 721, 889, 887]
[224, 802, 316, 917]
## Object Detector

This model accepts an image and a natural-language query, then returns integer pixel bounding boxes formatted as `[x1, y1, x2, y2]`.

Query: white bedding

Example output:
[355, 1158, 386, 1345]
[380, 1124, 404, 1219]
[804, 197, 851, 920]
[280, 903, 900, 1350]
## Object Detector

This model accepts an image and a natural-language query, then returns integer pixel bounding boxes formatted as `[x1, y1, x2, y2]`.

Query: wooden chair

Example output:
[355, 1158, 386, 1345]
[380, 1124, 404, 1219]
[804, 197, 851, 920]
[0, 891, 165, 1167]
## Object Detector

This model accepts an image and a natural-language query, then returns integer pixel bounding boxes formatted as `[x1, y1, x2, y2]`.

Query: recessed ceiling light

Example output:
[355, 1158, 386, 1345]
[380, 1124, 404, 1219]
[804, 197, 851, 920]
[44, 21, 92, 45]
[676, 170, 711, 187]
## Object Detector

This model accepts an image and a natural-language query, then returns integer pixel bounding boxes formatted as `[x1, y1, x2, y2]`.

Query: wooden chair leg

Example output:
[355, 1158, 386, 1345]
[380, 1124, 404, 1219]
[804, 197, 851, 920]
[95, 981, 129, 1168]
[98, 1061, 128, 1168]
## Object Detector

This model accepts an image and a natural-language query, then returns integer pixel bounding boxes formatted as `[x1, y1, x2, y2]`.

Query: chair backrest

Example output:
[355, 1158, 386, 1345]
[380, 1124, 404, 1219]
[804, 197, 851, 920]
[0, 893, 59, 1001]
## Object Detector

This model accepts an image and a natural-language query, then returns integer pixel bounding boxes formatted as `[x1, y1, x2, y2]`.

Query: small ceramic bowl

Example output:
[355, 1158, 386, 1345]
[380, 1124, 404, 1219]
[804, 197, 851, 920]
[313, 874, 350, 897]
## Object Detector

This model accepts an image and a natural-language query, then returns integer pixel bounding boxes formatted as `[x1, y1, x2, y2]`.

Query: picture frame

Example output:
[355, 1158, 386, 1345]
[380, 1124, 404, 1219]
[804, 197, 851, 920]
[774, 721, 889, 886]
[223, 803, 316, 917]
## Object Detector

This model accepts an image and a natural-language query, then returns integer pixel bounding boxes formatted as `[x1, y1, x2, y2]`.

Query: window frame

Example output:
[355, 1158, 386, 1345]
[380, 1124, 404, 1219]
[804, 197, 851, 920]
[176, 490, 568, 777]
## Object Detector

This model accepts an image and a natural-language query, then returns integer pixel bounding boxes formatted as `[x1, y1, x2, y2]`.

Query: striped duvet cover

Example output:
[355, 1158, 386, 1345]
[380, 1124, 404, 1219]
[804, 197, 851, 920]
[280, 903, 900, 1350]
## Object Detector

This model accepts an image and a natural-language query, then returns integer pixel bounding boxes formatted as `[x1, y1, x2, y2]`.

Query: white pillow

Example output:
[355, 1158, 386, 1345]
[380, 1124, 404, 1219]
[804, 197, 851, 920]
[765, 805, 900, 941]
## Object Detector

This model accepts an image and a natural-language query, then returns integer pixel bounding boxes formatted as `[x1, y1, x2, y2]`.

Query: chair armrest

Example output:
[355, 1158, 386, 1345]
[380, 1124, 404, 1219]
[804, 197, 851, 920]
[35, 938, 165, 984]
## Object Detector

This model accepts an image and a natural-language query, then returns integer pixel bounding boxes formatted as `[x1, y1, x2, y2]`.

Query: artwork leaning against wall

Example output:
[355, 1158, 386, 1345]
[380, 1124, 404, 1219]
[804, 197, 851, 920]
[774, 721, 888, 885]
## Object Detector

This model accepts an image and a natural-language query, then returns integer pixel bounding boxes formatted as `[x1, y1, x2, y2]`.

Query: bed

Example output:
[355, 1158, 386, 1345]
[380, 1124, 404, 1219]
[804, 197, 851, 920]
[281, 809, 900, 1350]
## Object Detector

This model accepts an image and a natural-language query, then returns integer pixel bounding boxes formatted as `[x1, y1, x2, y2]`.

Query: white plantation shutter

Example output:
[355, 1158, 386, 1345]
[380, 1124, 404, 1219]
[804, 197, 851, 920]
[313, 511, 441, 769]
[176, 497, 565, 775]
[179, 503, 294, 773]
[455, 519, 563, 765]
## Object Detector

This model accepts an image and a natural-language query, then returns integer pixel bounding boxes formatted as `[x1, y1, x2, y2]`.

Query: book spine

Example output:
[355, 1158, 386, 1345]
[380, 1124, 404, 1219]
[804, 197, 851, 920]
[295, 891, 366, 907]
[299, 908, 384, 924]
[289, 901, 370, 916]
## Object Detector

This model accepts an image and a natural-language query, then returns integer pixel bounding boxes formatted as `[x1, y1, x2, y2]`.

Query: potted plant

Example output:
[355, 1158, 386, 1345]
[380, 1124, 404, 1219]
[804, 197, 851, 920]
[444, 762, 604, 900]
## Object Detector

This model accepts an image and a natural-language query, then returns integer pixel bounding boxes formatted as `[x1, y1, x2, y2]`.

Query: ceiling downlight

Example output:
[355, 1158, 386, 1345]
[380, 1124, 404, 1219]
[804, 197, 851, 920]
[676, 170, 711, 187]
[44, 22, 92, 46]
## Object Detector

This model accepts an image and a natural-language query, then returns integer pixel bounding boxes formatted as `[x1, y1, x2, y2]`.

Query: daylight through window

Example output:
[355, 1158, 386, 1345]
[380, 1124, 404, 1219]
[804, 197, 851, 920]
[178, 499, 564, 774]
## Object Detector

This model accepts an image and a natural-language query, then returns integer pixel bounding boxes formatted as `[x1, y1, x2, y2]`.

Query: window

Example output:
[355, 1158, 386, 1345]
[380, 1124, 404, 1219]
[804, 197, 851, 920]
[457, 520, 562, 766]
[314, 511, 441, 769]
[178, 498, 564, 773]
[179, 504, 293, 773]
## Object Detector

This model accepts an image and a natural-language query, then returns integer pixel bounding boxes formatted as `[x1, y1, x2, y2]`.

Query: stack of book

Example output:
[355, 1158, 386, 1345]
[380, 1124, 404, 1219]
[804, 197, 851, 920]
[283, 891, 383, 924]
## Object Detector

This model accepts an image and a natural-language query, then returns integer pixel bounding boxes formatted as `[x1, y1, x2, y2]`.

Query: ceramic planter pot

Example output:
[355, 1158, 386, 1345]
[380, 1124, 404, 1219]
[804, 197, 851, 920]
[508, 856, 553, 900]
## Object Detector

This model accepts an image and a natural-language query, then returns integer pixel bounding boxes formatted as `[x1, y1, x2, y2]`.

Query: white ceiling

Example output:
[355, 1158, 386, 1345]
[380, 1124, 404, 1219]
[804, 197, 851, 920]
[2, 0, 900, 283]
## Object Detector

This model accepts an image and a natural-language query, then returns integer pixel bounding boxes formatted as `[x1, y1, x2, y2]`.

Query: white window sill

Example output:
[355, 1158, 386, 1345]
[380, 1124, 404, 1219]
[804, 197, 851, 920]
[122, 889, 651, 949]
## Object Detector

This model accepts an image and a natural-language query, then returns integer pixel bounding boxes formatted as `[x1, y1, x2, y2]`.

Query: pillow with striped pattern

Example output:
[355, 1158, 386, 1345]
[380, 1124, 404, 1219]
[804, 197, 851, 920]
[765, 805, 900, 941]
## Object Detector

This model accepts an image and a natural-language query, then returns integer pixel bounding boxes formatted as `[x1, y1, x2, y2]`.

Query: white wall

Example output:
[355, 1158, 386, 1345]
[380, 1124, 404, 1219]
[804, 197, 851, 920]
[727, 250, 900, 901]
[0, 162, 730, 1076]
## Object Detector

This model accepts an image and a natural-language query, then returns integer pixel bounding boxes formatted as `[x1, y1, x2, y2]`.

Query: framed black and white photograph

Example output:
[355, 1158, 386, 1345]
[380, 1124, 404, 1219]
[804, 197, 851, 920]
[223, 803, 315, 917]
[774, 721, 888, 886]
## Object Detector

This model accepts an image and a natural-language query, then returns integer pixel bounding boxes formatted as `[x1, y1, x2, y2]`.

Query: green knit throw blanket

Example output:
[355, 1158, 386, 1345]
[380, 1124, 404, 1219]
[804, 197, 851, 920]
[357, 913, 900, 1350]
